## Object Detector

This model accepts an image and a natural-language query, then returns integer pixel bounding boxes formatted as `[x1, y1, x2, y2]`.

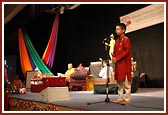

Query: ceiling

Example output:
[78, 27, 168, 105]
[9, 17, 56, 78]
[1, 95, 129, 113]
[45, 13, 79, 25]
[4, 4, 27, 25]
[4, 4, 150, 56]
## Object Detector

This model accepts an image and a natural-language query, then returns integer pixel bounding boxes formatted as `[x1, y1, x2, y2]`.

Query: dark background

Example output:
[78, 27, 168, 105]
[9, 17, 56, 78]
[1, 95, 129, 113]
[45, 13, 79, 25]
[4, 4, 164, 87]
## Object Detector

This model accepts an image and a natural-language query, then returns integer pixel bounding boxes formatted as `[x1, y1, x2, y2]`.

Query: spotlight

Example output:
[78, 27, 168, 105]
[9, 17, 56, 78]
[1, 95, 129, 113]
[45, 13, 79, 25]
[60, 6, 65, 14]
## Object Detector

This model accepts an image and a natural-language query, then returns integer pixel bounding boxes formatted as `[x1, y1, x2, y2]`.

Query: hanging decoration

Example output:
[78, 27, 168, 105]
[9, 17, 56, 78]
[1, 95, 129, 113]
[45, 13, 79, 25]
[42, 15, 59, 69]
[18, 28, 33, 76]
[22, 28, 53, 74]
[18, 15, 59, 76]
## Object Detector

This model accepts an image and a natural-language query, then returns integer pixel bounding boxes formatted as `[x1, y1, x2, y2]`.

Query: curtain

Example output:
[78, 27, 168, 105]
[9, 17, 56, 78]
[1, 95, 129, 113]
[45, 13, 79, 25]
[18, 28, 33, 76]
[18, 14, 59, 76]
[42, 15, 59, 69]
[22, 28, 53, 75]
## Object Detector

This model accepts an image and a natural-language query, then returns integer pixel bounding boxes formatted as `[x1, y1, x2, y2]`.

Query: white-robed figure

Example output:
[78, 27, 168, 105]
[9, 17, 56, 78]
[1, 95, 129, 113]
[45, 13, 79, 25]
[105, 34, 115, 60]
[99, 60, 114, 80]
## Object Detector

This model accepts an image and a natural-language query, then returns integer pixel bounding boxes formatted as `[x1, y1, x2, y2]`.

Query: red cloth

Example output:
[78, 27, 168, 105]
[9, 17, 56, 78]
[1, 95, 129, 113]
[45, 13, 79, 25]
[112, 35, 132, 82]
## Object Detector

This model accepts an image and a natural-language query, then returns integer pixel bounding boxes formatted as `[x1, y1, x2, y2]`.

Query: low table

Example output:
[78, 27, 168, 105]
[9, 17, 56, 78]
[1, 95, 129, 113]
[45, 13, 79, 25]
[43, 77, 66, 87]
[31, 77, 66, 93]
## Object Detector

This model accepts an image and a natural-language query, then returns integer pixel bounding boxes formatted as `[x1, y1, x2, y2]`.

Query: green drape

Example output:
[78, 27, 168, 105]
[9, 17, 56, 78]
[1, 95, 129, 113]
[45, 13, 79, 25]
[22, 28, 53, 75]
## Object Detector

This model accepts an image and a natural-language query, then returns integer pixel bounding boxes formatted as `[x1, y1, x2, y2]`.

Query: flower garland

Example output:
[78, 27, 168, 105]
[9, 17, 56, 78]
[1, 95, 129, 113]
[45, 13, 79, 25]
[9, 98, 58, 111]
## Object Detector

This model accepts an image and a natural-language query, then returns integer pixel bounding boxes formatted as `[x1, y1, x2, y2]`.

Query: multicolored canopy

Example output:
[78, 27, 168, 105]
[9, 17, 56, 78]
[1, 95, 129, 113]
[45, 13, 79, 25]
[18, 15, 59, 76]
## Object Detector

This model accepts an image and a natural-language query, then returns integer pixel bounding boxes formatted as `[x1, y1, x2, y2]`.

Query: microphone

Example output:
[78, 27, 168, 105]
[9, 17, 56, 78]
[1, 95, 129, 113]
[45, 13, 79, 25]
[103, 37, 110, 41]
[103, 34, 114, 41]
[105, 34, 114, 39]
[110, 34, 114, 38]
[102, 34, 114, 44]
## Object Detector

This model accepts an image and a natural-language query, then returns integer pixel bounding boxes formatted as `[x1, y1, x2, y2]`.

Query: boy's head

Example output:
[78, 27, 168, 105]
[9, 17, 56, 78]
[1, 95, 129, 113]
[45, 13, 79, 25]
[103, 60, 109, 67]
[115, 23, 126, 36]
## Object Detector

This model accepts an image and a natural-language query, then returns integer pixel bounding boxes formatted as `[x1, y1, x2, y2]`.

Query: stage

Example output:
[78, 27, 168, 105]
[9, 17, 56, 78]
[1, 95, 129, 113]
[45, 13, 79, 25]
[10, 88, 164, 111]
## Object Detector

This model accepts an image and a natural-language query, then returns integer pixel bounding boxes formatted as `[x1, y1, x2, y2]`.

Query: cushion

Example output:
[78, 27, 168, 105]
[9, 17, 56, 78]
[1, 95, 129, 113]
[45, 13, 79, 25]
[71, 70, 86, 80]
[71, 68, 87, 80]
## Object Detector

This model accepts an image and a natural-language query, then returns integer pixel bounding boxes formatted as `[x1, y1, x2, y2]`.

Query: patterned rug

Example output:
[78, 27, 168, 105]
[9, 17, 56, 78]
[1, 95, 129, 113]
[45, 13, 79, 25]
[8, 97, 86, 111]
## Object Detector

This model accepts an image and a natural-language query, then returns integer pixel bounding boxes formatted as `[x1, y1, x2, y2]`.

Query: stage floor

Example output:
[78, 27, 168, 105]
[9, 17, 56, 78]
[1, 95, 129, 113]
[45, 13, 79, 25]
[10, 88, 164, 111]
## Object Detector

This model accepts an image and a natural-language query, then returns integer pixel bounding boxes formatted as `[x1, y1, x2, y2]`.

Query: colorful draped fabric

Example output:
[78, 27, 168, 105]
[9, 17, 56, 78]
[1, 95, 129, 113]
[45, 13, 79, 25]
[18, 15, 59, 76]
[42, 15, 59, 69]
[28, 52, 36, 70]
[22, 28, 53, 74]
[18, 28, 33, 76]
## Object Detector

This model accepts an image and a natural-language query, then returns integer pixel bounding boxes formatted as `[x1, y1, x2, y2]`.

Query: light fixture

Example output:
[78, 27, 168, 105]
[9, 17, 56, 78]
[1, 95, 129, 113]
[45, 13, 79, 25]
[60, 6, 65, 14]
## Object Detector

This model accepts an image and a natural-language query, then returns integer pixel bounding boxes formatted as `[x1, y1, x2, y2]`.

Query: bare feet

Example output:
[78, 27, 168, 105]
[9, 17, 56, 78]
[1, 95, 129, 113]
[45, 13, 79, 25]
[121, 100, 131, 104]
[112, 99, 123, 104]
[112, 99, 131, 105]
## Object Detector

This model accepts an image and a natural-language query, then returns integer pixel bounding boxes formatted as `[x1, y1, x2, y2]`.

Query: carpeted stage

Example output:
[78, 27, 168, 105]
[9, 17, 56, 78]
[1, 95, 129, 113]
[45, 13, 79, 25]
[10, 88, 164, 111]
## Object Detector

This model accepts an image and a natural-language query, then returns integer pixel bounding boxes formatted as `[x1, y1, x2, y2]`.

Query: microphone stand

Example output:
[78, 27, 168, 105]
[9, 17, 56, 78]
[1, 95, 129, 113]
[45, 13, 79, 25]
[87, 37, 124, 106]
[87, 62, 125, 106]
[103, 38, 110, 60]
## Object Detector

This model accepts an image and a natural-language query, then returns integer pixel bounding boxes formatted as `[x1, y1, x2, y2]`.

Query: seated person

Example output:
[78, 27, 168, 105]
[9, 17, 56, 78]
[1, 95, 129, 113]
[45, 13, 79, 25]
[12, 75, 22, 90]
[76, 63, 88, 75]
[64, 63, 76, 81]
[132, 61, 140, 77]
[99, 60, 114, 80]
[71, 63, 88, 81]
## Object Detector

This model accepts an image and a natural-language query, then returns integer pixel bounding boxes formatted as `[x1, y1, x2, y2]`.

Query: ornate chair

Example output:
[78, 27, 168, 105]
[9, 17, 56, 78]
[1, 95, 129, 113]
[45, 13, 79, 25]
[69, 65, 88, 91]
